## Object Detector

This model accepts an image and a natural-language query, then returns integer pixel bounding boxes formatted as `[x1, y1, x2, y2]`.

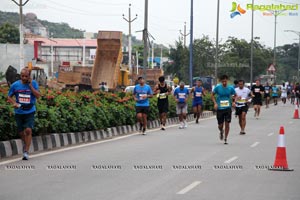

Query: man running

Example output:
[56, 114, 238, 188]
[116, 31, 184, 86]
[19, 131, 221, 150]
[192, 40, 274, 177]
[271, 84, 279, 105]
[264, 82, 271, 108]
[174, 81, 189, 129]
[281, 82, 288, 104]
[211, 75, 236, 144]
[7, 68, 40, 160]
[251, 79, 264, 119]
[133, 76, 153, 135]
[153, 76, 172, 130]
[191, 79, 206, 123]
[235, 80, 251, 135]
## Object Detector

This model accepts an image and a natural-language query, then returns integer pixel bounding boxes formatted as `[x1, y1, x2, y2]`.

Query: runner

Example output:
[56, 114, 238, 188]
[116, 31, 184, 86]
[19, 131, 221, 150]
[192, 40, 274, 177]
[153, 76, 172, 130]
[234, 80, 251, 135]
[264, 82, 271, 108]
[281, 82, 288, 104]
[211, 75, 236, 144]
[295, 82, 300, 106]
[251, 79, 264, 119]
[133, 76, 153, 135]
[7, 68, 40, 160]
[174, 81, 189, 129]
[271, 84, 279, 106]
[190, 79, 206, 124]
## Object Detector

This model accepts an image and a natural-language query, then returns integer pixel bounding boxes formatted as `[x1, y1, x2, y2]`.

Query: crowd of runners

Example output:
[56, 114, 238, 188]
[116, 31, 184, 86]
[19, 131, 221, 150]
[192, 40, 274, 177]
[133, 75, 300, 145]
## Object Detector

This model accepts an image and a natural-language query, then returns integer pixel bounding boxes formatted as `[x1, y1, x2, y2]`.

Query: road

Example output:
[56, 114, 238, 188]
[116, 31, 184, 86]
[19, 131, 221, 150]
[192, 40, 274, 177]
[0, 102, 299, 200]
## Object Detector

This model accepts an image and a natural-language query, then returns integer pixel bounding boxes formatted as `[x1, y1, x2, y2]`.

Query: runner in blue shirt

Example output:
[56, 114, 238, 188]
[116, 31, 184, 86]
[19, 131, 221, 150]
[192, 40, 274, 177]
[211, 75, 236, 144]
[191, 79, 206, 124]
[133, 76, 153, 135]
[271, 84, 279, 106]
[174, 81, 189, 129]
[7, 68, 40, 160]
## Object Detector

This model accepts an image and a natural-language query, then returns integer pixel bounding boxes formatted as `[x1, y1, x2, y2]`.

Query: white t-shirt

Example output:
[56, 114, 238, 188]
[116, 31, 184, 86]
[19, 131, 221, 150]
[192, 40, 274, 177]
[235, 87, 251, 107]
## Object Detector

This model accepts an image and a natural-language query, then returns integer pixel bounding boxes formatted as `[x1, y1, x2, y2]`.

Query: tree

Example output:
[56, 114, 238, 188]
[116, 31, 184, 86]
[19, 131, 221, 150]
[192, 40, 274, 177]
[0, 23, 19, 44]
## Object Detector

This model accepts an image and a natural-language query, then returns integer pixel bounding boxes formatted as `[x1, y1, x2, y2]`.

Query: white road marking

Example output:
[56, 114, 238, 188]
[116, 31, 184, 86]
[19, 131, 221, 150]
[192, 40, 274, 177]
[268, 132, 274, 136]
[250, 142, 260, 148]
[289, 121, 293, 124]
[177, 181, 202, 195]
[224, 156, 238, 164]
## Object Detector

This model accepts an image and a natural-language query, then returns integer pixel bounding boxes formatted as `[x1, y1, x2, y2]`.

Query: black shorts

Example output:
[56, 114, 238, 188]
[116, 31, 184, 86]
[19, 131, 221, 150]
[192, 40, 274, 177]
[15, 112, 35, 132]
[157, 100, 168, 114]
[235, 105, 248, 116]
[216, 108, 232, 125]
[252, 98, 262, 105]
[264, 94, 270, 98]
[136, 106, 150, 114]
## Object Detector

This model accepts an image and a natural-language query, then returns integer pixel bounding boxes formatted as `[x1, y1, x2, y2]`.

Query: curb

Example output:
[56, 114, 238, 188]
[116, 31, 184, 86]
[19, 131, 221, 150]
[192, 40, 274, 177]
[0, 111, 214, 159]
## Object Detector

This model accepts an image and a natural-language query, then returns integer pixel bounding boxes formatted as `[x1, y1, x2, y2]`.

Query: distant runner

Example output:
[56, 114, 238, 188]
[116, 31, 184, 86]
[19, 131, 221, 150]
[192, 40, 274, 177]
[281, 82, 287, 104]
[211, 75, 236, 144]
[271, 84, 279, 106]
[234, 80, 251, 135]
[191, 79, 206, 124]
[251, 80, 264, 119]
[153, 76, 172, 130]
[264, 82, 271, 108]
[174, 81, 189, 129]
[133, 76, 153, 135]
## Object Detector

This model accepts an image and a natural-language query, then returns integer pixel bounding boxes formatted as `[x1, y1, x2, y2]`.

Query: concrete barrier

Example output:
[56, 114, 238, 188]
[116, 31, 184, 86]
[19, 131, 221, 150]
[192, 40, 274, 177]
[11, 139, 23, 156]
[89, 131, 96, 141]
[74, 132, 83, 144]
[32, 136, 44, 152]
[0, 141, 13, 158]
[67, 133, 76, 145]
[42, 135, 53, 150]
[82, 131, 90, 142]
[51, 134, 61, 148]
[59, 133, 69, 147]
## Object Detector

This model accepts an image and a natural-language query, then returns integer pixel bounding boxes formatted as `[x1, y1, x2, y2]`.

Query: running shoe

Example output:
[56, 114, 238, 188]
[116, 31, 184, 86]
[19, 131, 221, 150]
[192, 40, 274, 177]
[224, 139, 228, 145]
[196, 119, 199, 124]
[161, 125, 166, 131]
[240, 131, 246, 135]
[219, 130, 224, 140]
[179, 122, 184, 129]
[184, 121, 188, 128]
[142, 128, 146, 135]
[194, 113, 196, 118]
[22, 151, 29, 160]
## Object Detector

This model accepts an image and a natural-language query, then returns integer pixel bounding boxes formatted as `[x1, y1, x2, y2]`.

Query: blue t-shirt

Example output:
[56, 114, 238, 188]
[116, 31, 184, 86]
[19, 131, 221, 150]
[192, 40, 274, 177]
[133, 84, 153, 107]
[213, 84, 236, 110]
[193, 86, 204, 103]
[174, 87, 189, 103]
[272, 86, 278, 97]
[8, 80, 39, 114]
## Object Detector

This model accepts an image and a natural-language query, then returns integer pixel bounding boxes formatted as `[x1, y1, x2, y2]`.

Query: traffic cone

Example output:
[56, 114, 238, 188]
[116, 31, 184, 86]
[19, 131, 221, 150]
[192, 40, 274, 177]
[293, 103, 299, 119]
[269, 126, 293, 171]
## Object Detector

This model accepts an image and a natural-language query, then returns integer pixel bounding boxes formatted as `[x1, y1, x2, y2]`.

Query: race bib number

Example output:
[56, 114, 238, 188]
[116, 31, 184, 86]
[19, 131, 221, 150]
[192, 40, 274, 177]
[237, 98, 246, 104]
[265, 90, 269, 94]
[139, 94, 147, 99]
[195, 92, 202, 97]
[19, 94, 31, 104]
[159, 93, 167, 99]
[254, 88, 260, 93]
[179, 93, 186, 99]
[220, 100, 229, 107]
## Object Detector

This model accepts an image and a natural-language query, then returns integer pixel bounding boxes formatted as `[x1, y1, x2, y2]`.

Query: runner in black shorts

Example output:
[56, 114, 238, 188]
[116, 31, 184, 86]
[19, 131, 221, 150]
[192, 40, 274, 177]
[153, 76, 172, 130]
[251, 80, 264, 119]
[264, 82, 271, 108]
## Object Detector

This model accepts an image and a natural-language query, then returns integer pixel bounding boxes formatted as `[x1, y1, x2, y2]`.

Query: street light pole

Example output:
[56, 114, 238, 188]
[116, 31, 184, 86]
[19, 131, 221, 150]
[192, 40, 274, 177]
[143, 0, 149, 79]
[250, 0, 254, 86]
[180, 22, 189, 47]
[123, 4, 137, 83]
[189, 0, 194, 87]
[11, 0, 30, 72]
[285, 30, 300, 80]
[215, 0, 220, 85]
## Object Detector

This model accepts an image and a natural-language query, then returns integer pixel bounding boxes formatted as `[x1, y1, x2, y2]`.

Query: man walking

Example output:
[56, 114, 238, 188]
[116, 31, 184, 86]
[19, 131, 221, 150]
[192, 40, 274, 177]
[271, 84, 279, 105]
[153, 76, 171, 130]
[174, 81, 189, 129]
[211, 75, 236, 144]
[133, 77, 153, 135]
[251, 79, 264, 119]
[8, 68, 40, 160]
[264, 82, 271, 108]
[191, 79, 206, 123]
[235, 80, 251, 135]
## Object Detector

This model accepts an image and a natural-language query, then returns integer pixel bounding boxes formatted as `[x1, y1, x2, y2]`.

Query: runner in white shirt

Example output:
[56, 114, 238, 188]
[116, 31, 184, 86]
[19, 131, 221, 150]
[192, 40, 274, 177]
[234, 80, 251, 135]
[281, 83, 288, 104]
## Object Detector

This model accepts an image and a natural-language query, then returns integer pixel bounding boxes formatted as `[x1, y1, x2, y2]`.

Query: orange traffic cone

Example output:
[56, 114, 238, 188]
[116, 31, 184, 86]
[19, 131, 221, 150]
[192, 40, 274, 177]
[294, 103, 299, 119]
[269, 126, 293, 171]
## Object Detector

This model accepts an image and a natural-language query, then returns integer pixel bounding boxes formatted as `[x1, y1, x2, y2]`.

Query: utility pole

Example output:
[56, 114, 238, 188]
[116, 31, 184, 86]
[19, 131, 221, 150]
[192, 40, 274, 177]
[151, 41, 154, 69]
[50, 32, 54, 77]
[11, 0, 30, 72]
[285, 30, 300, 80]
[180, 22, 189, 47]
[160, 47, 163, 70]
[143, 0, 149, 79]
[250, 0, 254, 86]
[189, 0, 194, 87]
[123, 4, 137, 83]
[215, 0, 220, 85]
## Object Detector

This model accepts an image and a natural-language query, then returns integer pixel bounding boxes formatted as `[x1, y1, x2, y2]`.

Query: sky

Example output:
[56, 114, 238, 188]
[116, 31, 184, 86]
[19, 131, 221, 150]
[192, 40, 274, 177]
[1, 0, 300, 48]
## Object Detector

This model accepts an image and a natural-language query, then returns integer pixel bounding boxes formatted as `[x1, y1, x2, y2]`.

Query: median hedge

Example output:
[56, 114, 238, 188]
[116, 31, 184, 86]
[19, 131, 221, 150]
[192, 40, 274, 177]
[0, 86, 214, 141]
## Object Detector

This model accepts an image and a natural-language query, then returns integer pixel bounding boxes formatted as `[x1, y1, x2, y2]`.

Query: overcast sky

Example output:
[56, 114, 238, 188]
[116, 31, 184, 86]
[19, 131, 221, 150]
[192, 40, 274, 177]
[1, 0, 300, 48]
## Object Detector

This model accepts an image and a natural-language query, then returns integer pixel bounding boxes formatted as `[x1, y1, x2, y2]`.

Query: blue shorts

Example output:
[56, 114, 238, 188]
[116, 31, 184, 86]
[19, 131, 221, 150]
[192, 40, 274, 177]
[15, 112, 35, 132]
[192, 101, 203, 107]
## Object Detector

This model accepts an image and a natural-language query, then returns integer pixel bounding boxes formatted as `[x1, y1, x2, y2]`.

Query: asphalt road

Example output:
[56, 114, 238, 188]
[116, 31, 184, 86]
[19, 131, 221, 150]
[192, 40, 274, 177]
[0, 102, 299, 200]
